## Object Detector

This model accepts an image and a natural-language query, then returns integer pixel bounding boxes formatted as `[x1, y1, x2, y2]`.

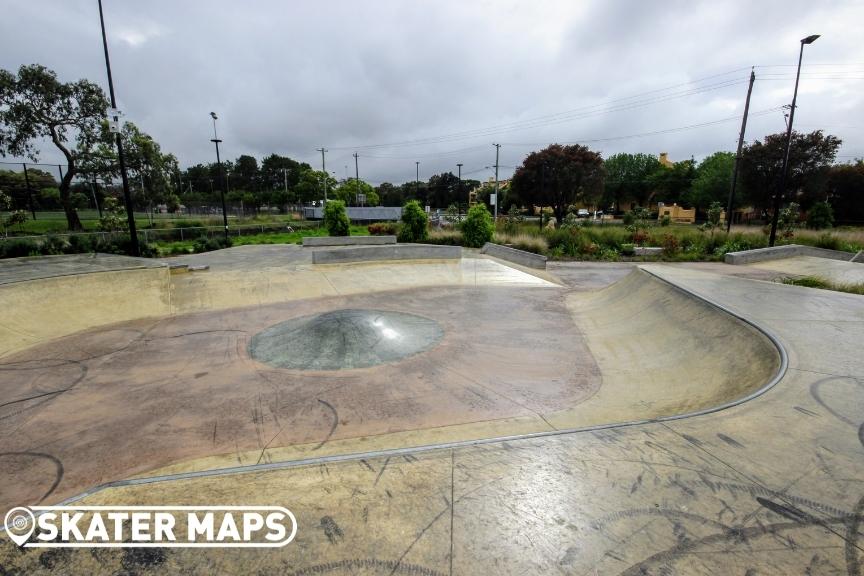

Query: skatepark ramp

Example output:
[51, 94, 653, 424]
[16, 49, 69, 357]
[556, 268, 783, 427]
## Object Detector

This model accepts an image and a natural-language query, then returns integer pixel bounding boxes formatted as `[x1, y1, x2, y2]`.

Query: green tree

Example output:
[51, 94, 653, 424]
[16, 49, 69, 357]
[260, 154, 309, 210]
[83, 121, 179, 210]
[0, 64, 109, 230]
[398, 200, 428, 242]
[806, 201, 834, 229]
[740, 130, 841, 213]
[826, 161, 864, 223]
[649, 158, 696, 206]
[294, 168, 337, 205]
[461, 203, 495, 247]
[427, 172, 462, 208]
[510, 144, 604, 223]
[333, 179, 379, 206]
[376, 182, 403, 206]
[686, 152, 734, 214]
[602, 153, 661, 211]
[323, 200, 349, 236]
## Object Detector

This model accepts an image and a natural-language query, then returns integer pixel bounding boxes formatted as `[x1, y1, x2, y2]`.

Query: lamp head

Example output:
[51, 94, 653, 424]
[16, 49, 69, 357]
[210, 112, 218, 120]
[801, 34, 820, 44]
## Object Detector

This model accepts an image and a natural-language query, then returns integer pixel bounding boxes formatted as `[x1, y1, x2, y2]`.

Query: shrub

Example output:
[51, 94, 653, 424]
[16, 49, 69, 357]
[323, 200, 350, 236]
[622, 211, 635, 226]
[806, 202, 834, 230]
[41, 235, 68, 255]
[545, 228, 583, 257]
[192, 235, 233, 253]
[778, 202, 800, 241]
[397, 200, 429, 243]
[660, 214, 671, 227]
[67, 234, 95, 254]
[4, 210, 28, 231]
[620, 243, 635, 256]
[660, 233, 679, 255]
[502, 205, 523, 235]
[632, 230, 649, 246]
[461, 203, 495, 248]
[367, 222, 399, 235]
[0, 238, 39, 258]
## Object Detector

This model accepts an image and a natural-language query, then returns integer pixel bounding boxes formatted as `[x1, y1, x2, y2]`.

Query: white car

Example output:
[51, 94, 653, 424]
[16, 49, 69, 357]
[577, 209, 590, 218]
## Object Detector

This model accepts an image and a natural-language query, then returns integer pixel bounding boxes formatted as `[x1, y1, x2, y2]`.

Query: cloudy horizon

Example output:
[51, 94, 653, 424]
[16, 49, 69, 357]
[2, 0, 863, 185]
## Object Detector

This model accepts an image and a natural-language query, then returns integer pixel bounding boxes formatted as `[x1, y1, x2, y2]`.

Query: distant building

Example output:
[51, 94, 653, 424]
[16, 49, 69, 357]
[659, 152, 674, 168]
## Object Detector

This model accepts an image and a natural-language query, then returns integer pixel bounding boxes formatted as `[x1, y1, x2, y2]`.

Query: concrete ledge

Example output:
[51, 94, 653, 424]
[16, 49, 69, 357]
[481, 242, 547, 269]
[312, 244, 461, 264]
[634, 247, 663, 256]
[725, 244, 858, 265]
[302, 235, 396, 247]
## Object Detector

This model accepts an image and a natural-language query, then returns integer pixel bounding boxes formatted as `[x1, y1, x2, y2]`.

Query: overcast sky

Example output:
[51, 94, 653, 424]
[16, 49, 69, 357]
[2, 0, 863, 185]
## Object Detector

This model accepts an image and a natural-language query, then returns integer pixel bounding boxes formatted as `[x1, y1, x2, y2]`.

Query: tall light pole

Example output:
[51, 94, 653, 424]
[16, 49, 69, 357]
[209, 112, 229, 239]
[415, 161, 420, 200]
[98, 0, 139, 256]
[768, 34, 820, 246]
[316, 147, 328, 201]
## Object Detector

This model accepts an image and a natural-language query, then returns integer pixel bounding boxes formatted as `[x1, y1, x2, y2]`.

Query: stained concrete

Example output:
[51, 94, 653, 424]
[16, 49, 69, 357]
[0, 254, 861, 575]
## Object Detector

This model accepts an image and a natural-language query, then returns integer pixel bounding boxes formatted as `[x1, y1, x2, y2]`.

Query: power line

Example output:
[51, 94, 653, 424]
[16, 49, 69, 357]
[327, 69, 756, 151]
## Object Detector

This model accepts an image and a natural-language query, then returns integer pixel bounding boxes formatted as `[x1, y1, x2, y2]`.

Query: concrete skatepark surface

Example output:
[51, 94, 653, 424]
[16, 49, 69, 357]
[0, 246, 862, 575]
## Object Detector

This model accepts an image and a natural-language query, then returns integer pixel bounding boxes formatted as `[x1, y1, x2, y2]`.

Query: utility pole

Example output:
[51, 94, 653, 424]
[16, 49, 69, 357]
[98, 0, 139, 255]
[21, 163, 36, 220]
[769, 34, 820, 247]
[316, 147, 328, 201]
[416, 161, 420, 199]
[457, 163, 463, 210]
[353, 152, 360, 201]
[539, 163, 546, 231]
[726, 68, 755, 233]
[492, 143, 501, 220]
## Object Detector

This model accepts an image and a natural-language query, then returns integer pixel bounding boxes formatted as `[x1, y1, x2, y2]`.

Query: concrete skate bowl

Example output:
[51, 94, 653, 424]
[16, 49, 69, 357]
[0, 255, 783, 514]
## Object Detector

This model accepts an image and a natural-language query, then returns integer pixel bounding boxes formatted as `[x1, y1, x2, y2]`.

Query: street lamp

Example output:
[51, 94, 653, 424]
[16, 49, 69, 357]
[210, 112, 229, 240]
[768, 34, 820, 247]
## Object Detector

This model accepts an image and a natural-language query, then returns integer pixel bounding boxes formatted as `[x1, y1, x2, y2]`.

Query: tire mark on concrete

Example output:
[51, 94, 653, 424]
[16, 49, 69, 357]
[0, 451, 63, 504]
[312, 399, 339, 451]
[619, 515, 851, 576]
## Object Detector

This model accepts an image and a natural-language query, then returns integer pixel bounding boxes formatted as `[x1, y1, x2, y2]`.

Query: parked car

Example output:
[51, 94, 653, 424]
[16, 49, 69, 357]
[577, 209, 590, 218]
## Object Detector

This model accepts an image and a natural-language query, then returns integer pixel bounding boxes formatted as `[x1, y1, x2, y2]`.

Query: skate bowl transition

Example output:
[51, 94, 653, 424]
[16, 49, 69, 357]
[0, 248, 783, 516]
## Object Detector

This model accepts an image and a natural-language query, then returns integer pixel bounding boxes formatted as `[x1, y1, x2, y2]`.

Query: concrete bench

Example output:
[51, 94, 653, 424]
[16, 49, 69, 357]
[302, 235, 397, 247]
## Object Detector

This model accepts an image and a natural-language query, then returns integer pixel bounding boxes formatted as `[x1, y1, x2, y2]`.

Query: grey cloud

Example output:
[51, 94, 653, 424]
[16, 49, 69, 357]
[1, 0, 862, 184]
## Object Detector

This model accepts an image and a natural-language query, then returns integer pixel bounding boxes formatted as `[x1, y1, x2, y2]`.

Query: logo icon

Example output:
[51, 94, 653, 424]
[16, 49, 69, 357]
[4, 507, 35, 546]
